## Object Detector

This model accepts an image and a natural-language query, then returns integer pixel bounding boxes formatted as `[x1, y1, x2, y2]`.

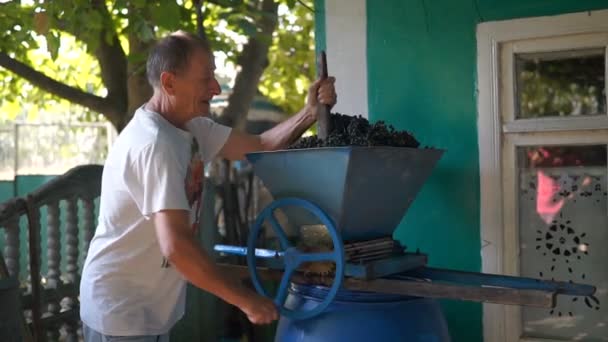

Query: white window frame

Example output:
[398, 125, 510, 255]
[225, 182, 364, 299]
[476, 9, 608, 342]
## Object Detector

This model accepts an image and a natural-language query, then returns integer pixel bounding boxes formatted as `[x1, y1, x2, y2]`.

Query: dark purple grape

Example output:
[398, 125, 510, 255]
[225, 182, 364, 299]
[289, 112, 421, 149]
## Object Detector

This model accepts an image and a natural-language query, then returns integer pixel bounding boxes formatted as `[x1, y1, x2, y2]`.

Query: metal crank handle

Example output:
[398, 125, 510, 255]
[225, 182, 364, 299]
[214, 244, 284, 259]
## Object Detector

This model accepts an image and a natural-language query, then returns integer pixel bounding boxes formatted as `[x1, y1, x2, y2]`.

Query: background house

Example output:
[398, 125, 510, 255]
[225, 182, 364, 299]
[314, 1, 608, 341]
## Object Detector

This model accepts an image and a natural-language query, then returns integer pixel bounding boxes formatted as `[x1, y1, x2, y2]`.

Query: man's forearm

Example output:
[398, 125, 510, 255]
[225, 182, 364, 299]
[217, 104, 316, 160]
[165, 233, 248, 308]
[259, 105, 315, 150]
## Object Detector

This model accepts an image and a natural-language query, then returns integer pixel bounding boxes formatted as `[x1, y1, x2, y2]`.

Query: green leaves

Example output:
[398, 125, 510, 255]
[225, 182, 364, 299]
[211, 0, 245, 8]
[259, 2, 315, 114]
[0, 2, 37, 58]
[285, 0, 297, 9]
[133, 20, 156, 42]
[87, 10, 105, 31]
[127, 51, 147, 64]
[0, 0, 316, 128]
[150, 0, 182, 31]
[236, 17, 258, 36]
[45, 31, 60, 60]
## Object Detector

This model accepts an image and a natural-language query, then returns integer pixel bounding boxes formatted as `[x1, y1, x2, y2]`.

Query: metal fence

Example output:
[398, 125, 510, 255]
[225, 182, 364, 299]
[0, 122, 115, 181]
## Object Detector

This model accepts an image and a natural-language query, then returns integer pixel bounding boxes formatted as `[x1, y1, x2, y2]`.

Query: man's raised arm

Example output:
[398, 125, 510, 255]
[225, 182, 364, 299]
[218, 77, 336, 160]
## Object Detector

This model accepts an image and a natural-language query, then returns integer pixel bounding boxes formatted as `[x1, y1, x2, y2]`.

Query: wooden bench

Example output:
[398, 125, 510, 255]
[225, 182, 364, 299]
[0, 164, 103, 342]
[0, 161, 265, 342]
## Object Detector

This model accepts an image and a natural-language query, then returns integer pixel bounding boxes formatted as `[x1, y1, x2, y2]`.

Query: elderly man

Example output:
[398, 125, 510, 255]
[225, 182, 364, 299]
[79, 31, 337, 341]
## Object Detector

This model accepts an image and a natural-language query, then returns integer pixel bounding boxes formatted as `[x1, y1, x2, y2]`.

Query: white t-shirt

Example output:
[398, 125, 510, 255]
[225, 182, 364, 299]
[80, 106, 231, 335]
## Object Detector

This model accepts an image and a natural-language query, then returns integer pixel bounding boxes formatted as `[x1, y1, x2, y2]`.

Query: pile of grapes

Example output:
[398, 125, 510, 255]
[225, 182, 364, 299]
[290, 112, 420, 149]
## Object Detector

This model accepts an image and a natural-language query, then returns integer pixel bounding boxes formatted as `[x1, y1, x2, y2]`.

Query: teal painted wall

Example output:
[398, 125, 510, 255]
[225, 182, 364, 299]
[476, 0, 608, 21]
[1, 175, 56, 199]
[366, 1, 608, 341]
[0, 181, 13, 202]
[314, 0, 326, 53]
[16, 175, 56, 197]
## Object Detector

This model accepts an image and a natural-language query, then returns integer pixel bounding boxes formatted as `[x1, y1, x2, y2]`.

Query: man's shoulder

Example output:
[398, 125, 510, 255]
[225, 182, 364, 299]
[111, 116, 158, 157]
[186, 117, 232, 141]
[109, 113, 187, 166]
[184, 116, 232, 161]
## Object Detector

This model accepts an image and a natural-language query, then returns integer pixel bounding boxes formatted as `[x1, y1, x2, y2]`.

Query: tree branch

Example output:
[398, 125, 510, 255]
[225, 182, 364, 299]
[296, 0, 315, 12]
[194, 0, 208, 42]
[55, 0, 128, 112]
[0, 52, 121, 122]
[123, 3, 154, 127]
[91, 0, 128, 108]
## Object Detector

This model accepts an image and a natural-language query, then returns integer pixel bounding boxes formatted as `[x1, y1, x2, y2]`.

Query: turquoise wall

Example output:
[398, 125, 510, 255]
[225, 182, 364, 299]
[366, 1, 608, 341]
[0, 175, 56, 199]
[476, 0, 608, 21]
[314, 0, 326, 53]
[0, 181, 13, 203]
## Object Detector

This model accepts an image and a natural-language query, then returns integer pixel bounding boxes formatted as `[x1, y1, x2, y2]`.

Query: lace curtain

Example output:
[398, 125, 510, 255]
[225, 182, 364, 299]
[520, 167, 607, 340]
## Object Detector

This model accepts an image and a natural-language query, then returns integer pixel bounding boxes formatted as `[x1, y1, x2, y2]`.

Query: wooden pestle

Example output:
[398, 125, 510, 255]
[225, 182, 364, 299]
[316, 51, 331, 140]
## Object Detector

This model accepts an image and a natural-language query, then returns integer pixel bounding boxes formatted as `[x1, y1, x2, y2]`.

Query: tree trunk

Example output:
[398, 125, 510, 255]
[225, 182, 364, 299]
[218, 0, 279, 130]
[124, 36, 154, 131]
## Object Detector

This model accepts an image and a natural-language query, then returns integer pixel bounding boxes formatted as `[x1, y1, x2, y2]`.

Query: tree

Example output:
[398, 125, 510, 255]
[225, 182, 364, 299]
[0, 1, 317, 340]
[517, 52, 606, 118]
[0, 0, 316, 131]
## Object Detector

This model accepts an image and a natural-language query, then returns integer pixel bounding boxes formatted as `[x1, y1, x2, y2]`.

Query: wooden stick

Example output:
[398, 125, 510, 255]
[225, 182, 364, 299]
[316, 51, 331, 140]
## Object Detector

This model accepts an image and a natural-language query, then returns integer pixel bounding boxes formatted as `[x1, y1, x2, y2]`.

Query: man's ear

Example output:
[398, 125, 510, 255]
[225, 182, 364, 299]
[160, 71, 177, 95]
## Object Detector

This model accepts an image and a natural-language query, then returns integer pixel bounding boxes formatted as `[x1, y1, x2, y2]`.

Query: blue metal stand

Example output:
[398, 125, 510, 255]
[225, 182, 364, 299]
[214, 197, 597, 321]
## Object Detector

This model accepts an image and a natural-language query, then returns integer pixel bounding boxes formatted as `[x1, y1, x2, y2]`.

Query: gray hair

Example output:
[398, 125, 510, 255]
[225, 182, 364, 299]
[146, 31, 211, 88]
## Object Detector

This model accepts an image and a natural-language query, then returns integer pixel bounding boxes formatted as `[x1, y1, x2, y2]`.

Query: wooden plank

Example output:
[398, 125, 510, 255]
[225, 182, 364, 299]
[343, 278, 555, 308]
[217, 264, 556, 308]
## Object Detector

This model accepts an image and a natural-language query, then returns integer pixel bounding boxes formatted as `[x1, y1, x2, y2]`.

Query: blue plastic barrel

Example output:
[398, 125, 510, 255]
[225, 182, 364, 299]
[275, 284, 451, 342]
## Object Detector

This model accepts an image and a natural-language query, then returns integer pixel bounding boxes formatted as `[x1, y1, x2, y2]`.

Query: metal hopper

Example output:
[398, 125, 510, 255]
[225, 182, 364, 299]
[246, 146, 444, 241]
